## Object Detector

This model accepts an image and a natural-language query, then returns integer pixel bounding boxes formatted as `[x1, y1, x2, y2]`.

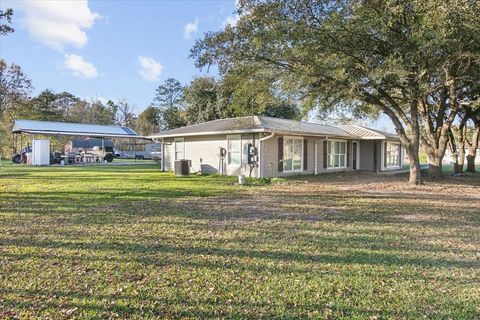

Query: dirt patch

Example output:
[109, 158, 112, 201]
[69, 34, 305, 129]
[173, 172, 480, 225]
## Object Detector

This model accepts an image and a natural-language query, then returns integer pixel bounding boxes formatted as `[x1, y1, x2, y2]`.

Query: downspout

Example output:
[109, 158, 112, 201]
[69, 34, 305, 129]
[258, 132, 275, 178]
[161, 138, 165, 171]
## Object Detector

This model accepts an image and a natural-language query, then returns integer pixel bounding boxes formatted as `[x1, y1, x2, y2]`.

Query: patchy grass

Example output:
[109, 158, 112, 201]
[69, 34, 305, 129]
[0, 164, 479, 319]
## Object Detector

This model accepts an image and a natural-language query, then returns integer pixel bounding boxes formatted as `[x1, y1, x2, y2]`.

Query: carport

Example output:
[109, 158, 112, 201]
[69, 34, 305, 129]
[10, 119, 155, 166]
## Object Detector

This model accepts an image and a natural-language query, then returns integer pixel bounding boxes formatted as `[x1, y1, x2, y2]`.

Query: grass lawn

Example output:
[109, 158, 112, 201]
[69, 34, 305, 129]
[0, 164, 479, 319]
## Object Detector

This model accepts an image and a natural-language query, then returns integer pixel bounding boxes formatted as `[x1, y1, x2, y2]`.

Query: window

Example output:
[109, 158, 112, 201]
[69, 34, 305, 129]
[386, 142, 400, 167]
[327, 140, 347, 168]
[174, 138, 184, 160]
[283, 137, 303, 172]
[227, 135, 241, 165]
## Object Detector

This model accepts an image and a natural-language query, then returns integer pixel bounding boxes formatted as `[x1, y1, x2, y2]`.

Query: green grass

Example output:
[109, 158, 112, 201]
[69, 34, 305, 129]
[0, 164, 479, 319]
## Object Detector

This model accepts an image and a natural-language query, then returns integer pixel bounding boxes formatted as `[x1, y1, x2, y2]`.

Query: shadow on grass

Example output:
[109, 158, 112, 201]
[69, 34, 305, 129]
[3, 286, 467, 319]
[2, 235, 478, 270]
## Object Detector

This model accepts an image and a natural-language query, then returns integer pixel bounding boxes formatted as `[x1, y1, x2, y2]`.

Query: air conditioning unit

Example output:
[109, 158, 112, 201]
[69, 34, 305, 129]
[175, 159, 190, 176]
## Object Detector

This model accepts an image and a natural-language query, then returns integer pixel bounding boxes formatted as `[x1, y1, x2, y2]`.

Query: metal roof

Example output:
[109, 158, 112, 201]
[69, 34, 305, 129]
[150, 116, 354, 139]
[339, 125, 399, 140]
[12, 119, 139, 138]
[259, 116, 352, 137]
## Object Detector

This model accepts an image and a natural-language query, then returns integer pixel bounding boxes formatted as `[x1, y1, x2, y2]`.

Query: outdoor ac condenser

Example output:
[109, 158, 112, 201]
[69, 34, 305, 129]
[32, 139, 50, 166]
[174, 159, 190, 176]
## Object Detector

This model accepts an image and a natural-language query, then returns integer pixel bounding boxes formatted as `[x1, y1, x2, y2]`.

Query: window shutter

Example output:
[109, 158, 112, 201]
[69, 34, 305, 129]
[278, 136, 283, 172]
[384, 141, 388, 168]
[323, 141, 328, 169]
[303, 139, 308, 170]
[373, 142, 377, 171]
[347, 141, 351, 168]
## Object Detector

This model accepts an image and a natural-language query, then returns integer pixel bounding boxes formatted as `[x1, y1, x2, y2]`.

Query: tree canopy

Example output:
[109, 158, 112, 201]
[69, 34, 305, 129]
[0, 9, 14, 36]
[192, 0, 480, 183]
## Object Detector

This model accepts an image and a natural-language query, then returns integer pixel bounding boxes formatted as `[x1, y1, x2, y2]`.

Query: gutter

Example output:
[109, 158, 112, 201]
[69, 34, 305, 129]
[149, 128, 266, 139]
[258, 132, 276, 178]
[10, 130, 149, 139]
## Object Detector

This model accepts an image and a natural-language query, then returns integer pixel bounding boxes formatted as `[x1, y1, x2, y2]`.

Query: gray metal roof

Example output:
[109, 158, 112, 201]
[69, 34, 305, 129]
[150, 116, 354, 139]
[12, 119, 139, 138]
[339, 125, 399, 140]
[259, 116, 352, 137]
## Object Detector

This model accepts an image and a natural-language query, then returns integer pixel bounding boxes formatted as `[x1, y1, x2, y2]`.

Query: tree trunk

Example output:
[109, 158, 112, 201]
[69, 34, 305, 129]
[405, 144, 421, 185]
[456, 131, 466, 174]
[449, 125, 465, 175]
[428, 159, 443, 179]
[465, 125, 479, 172]
[427, 157, 443, 178]
[409, 153, 421, 185]
[454, 142, 465, 174]
[466, 154, 476, 172]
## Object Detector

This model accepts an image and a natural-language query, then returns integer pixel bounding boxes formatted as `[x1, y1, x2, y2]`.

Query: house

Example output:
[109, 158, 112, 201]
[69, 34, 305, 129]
[149, 116, 403, 178]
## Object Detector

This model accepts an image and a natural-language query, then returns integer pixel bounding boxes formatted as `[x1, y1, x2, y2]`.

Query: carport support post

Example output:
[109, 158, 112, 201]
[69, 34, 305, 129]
[102, 137, 105, 164]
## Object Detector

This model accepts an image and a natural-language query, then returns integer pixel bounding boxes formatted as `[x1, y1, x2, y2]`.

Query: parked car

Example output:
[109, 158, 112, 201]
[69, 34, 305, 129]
[91, 146, 114, 162]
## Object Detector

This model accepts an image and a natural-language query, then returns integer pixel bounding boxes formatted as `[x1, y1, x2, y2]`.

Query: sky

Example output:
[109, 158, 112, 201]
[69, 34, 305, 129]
[0, 0, 393, 131]
[0, 0, 237, 112]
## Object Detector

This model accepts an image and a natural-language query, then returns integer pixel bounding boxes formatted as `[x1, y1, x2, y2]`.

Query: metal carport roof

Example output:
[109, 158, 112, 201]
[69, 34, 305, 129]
[11, 119, 145, 138]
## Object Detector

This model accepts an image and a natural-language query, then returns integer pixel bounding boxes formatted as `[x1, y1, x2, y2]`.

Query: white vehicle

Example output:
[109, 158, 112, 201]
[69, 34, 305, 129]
[119, 143, 161, 160]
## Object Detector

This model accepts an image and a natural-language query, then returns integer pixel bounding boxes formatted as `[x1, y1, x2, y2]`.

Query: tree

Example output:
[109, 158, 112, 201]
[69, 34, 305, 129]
[161, 107, 186, 130]
[68, 98, 116, 125]
[263, 102, 300, 120]
[153, 78, 186, 129]
[183, 77, 225, 124]
[114, 98, 136, 127]
[449, 83, 480, 173]
[191, 0, 480, 184]
[218, 68, 302, 120]
[0, 9, 14, 36]
[29, 89, 65, 121]
[135, 105, 161, 135]
[182, 74, 302, 124]
[0, 59, 33, 119]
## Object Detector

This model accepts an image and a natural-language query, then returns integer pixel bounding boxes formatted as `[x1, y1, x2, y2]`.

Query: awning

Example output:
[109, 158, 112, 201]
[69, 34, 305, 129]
[11, 119, 148, 139]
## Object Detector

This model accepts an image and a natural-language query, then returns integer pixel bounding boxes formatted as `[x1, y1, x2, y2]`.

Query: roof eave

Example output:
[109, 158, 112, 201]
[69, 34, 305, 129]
[149, 128, 356, 140]
[149, 128, 267, 139]
[12, 129, 150, 139]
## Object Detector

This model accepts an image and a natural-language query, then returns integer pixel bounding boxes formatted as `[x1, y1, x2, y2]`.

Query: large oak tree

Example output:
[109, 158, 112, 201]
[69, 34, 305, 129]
[191, 0, 480, 184]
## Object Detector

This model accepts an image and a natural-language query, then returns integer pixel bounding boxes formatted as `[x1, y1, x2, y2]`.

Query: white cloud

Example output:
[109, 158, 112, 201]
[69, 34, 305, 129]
[12, 0, 100, 51]
[222, 15, 239, 28]
[138, 55, 163, 82]
[63, 54, 98, 78]
[184, 18, 199, 40]
[222, 0, 242, 28]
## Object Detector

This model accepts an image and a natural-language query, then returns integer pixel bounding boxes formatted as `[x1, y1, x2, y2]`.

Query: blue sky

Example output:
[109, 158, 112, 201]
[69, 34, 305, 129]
[1, 0, 236, 113]
[1, 0, 393, 131]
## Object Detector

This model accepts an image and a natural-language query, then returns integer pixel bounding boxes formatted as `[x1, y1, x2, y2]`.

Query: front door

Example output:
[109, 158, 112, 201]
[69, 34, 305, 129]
[352, 142, 358, 170]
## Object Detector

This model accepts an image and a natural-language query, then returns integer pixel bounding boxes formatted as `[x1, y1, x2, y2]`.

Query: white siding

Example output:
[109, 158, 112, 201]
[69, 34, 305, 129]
[162, 133, 399, 177]
[163, 134, 259, 177]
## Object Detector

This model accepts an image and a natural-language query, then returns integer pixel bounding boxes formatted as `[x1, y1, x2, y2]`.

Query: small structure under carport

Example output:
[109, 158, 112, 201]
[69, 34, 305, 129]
[10, 119, 153, 166]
